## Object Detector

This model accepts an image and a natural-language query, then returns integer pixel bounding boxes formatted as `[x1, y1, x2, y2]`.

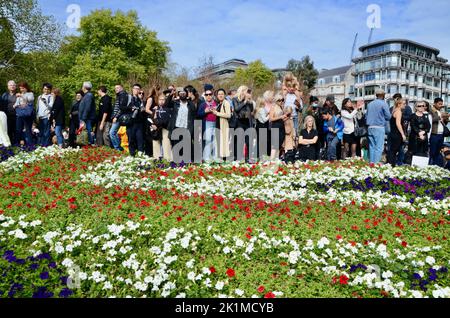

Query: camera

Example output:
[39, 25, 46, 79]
[131, 107, 140, 119]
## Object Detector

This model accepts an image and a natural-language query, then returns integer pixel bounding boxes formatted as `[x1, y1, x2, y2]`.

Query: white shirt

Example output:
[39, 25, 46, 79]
[285, 93, 298, 118]
[37, 94, 54, 119]
[341, 109, 358, 134]
[175, 102, 189, 129]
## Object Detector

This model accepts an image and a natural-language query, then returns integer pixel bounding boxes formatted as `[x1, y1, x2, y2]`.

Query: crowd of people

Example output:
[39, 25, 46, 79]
[1, 74, 450, 169]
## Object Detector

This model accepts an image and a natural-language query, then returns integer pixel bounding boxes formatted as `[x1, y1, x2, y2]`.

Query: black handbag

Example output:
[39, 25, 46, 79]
[354, 116, 368, 137]
[442, 121, 450, 137]
[118, 113, 133, 126]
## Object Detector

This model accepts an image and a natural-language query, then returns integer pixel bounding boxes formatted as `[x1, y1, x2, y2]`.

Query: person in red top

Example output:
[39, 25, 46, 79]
[198, 89, 217, 162]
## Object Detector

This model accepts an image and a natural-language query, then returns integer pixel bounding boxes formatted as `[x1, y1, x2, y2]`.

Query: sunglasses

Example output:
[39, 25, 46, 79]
[417, 105, 426, 108]
[205, 93, 213, 96]
[277, 99, 284, 103]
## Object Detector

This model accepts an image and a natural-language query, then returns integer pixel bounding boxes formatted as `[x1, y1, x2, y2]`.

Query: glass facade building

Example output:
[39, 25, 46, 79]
[352, 39, 450, 107]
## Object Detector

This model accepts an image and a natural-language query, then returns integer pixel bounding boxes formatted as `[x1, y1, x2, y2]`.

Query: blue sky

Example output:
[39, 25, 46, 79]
[38, 0, 450, 74]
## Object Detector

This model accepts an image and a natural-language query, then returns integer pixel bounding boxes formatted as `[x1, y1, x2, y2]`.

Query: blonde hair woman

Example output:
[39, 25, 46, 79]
[231, 85, 254, 162]
[269, 93, 287, 160]
[254, 91, 273, 160]
[387, 97, 406, 166]
[298, 115, 319, 161]
[212, 88, 231, 160]
[151, 93, 172, 162]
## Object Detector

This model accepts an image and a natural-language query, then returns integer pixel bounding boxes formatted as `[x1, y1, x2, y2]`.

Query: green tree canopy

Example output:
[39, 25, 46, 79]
[232, 60, 275, 90]
[59, 9, 170, 94]
[286, 56, 319, 91]
[0, 0, 61, 69]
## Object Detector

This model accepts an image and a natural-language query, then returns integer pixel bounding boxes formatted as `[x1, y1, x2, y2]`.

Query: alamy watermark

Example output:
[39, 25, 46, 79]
[66, 4, 81, 29]
[367, 4, 382, 29]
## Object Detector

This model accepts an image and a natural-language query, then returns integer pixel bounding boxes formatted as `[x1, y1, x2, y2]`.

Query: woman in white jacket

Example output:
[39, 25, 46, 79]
[0, 109, 11, 147]
[341, 98, 363, 159]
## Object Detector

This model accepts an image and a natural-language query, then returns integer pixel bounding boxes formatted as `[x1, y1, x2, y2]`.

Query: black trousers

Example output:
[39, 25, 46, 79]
[387, 133, 402, 166]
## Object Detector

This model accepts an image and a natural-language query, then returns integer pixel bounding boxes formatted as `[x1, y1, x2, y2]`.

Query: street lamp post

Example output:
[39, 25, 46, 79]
[441, 72, 450, 112]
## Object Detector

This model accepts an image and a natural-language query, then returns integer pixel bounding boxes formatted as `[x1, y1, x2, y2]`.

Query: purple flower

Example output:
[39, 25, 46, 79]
[37, 253, 51, 260]
[32, 287, 54, 298]
[30, 263, 39, 271]
[439, 267, 448, 273]
[48, 262, 57, 269]
[60, 276, 68, 285]
[40, 272, 50, 280]
[413, 273, 421, 279]
[59, 288, 73, 298]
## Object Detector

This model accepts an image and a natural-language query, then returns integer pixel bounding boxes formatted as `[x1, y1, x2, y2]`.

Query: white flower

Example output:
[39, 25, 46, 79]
[317, 237, 330, 249]
[134, 282, 148, 291]
[8, 229, 27, 239]
[62, 258, 74, 268]
[382, 271, 393, 279]
[103, 281, 113, 290]
[186, 259, 195, 269]
[215, 281, 225, 290]
[204, 278, 212, 288]
[187, 272, 196, 281]
[176, 293, 186, 298]
[235, 289, 244, 296]
[425, 256, 435, 266]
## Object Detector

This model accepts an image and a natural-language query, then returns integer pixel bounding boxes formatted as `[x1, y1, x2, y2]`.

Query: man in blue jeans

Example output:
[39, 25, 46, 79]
[366, 89, 391, 164]
[322, 109, 344, 161]
[79, 82, 97, 146]
[110, 84, 129, 151]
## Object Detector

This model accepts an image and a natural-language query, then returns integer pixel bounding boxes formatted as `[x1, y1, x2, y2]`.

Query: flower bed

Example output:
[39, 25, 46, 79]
[1, 149, 449, 298]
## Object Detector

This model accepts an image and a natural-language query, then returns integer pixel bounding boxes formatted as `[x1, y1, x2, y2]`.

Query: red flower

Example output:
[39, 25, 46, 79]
[339, 275, 349, 285]
[336, 235, 342, 240]
[68, 197, 76, 203]
[246, 227, 253, 233]
[257, 285, 265, 293]
[177, 217, 182, 222]
[226, 268, 236, 278]
[140, 215, 146, 221]
[401, 241, 408, 247]
[245, 233, 252, 239]
[264, 292, 275, 298]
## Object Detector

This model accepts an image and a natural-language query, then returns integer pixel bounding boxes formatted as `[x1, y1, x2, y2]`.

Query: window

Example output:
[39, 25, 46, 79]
[388, 70, 398, 80]
[417, 89, 423, 99]
[390, 85, 398, 94]
[365, 72, 375, 81]
[418, 75, 424, 83]
[409, 73, 416, 82]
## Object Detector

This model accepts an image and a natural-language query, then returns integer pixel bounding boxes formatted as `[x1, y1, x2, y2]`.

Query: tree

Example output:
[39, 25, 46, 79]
[0, 0, 62, 70]
[286, 56, 319, 92]
[232, 60, 274, 90]
[58, 9, 170, 94]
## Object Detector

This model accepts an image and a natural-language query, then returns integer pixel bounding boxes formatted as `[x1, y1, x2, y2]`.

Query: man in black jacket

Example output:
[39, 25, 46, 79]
[166, 87, 197, 163]
[110, 84, 129, 151]
[79, 81, 97, 146]
[120, 83, 145, 156]
[96, 86, 112, 147]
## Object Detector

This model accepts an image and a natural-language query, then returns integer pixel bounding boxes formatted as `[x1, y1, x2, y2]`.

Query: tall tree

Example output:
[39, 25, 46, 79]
[58, 9, 170, 94]
[286, 56, 319, 92]
[232, 60, 274, 90]
[0, 0, 62, 70]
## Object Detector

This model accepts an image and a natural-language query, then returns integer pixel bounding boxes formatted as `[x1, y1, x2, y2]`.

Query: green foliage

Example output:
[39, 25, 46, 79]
[232, 60, 275, 90]
[286, 56, 319, 91]
[0, 0, 62, 68]
[58, 9, 170, 94]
